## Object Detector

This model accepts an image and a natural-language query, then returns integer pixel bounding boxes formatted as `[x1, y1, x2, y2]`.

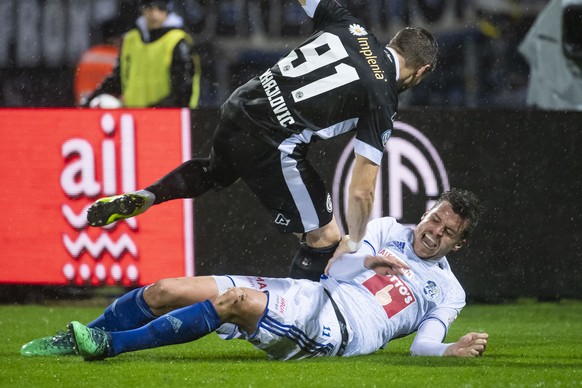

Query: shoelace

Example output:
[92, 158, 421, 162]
[51, 331, 74, 348]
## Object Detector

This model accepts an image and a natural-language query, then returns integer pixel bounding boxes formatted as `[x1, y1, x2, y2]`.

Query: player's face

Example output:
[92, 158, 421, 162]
[143, 6, 168, 30]
[412, 201, 468, 260]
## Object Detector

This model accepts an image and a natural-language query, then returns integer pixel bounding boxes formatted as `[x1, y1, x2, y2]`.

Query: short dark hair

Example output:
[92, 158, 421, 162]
[388, 27, 438, 73]
[141, 0, 170, 11]
[436, 188, 484, 241]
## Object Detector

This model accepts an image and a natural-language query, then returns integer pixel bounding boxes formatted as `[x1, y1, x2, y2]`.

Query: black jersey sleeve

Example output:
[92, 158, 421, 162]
[354, 104, 395, 165]
[312, 0, 352, 30]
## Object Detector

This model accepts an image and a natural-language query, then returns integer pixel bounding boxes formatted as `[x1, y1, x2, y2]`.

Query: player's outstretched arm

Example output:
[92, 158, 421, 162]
[443, 332, 488, 357]
[410, 319, 488, 357]
[329, 155, 380, 265]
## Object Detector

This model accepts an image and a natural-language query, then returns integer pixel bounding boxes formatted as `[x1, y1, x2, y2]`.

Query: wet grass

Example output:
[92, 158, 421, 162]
[1, 300, 581, 387]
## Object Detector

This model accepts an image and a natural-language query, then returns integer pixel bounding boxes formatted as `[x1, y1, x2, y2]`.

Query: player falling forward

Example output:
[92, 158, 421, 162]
[22, 189, 487, 360]
[85, 0, 439, 281]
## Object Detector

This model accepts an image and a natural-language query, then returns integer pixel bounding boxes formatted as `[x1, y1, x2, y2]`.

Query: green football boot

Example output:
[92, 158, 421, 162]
[68, 321, 111, 361]
[20, 331, 77, 357]
[87, 192, 153, 227]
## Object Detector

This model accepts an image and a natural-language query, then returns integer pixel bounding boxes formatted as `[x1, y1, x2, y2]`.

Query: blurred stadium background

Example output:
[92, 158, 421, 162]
[1, 0, 581, 304]
[0, 0, 547, 108]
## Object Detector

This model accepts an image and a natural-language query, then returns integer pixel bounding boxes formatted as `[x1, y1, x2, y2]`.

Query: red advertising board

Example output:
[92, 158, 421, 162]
[0, 108, 194, 286]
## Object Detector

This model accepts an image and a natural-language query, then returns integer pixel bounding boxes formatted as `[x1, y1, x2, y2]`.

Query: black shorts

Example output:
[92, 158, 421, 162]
[209, 119, 333, 234]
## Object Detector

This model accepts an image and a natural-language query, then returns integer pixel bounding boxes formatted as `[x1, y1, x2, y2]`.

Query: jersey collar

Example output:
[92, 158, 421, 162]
[384, 47, 400, 82]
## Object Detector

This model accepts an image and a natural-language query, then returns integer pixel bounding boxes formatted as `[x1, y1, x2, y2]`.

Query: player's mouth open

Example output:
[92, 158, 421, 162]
[422, 234, 437, 249]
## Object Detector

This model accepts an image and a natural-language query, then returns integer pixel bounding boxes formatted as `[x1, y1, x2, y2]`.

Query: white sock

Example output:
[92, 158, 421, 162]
[134, 189, 156, 211]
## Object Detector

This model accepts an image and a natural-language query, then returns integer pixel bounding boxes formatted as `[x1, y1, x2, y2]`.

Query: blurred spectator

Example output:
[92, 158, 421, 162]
[84, 0, 201, 108]
[74, 19, 124, 106]
[519, 0, 582, 110]
[470, 1, 538, 108]
[172, 0, 208, 35]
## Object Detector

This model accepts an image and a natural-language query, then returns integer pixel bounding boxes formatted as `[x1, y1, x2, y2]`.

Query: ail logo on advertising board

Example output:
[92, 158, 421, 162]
[0, 109, 193, 286]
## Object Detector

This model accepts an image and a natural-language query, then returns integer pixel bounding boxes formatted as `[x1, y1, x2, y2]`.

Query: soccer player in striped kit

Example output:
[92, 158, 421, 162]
[23, 189, 488, 360]
[86, 0, 439, 281]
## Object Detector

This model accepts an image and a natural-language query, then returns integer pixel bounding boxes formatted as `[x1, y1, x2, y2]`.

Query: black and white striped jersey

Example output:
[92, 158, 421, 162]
[221, 0, 399, 165]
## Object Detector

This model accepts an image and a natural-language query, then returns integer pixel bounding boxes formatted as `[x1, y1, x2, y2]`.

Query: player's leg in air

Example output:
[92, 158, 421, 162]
[238, 140, 342, 281]
[86, 158, 213, 226]
[86, 118, 241, 227]
[20, 277, 223, 356]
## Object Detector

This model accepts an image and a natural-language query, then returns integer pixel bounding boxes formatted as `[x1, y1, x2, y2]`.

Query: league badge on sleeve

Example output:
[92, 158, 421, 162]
[381, 129, 392, 147]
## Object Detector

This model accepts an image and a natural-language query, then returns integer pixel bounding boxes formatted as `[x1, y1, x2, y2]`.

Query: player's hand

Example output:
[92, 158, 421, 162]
[324, 236, 355, 274]
[444, 332, 488, 357]
[364, 253, 409, 276]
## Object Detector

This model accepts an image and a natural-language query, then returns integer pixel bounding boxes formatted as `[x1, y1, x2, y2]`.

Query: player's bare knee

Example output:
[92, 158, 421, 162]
[307, 221, 341, 247]
[143, 279, 175, 311]
[212, 287, 249, 321]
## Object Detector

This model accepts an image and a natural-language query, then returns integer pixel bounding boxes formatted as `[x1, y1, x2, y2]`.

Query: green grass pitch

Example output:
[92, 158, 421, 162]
[1, 300, 580, 387]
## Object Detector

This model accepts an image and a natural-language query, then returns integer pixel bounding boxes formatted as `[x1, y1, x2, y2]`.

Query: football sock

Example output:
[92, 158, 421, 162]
[109, 300, 221, 356]
[134, 189, 156, 209]
[288, 241, 340, 281]
[146, 158, 213, 204]
[87, 287, 156, 331]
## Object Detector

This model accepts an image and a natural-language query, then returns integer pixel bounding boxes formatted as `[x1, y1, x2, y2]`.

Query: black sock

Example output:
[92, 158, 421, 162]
[288, 242, 340, 281]
[146, 158, 213, 204]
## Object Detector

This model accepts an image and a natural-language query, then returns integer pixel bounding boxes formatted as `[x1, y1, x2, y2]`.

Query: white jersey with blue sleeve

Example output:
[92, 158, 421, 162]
[324, 217, 466, 357]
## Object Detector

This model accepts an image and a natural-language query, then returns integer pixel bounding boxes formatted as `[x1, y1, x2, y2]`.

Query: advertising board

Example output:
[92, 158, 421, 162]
[0, 109, 194, 286]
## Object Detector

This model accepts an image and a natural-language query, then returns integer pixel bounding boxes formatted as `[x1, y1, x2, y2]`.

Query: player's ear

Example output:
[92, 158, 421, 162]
[415, 64, 431, 79]
[452, 240, 466, 251]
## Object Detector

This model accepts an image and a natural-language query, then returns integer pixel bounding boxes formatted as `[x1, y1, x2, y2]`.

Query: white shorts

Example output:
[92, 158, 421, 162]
[212, 275, 344, 360]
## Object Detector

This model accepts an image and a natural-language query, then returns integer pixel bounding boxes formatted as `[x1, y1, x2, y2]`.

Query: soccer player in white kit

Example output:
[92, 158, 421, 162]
[22, 189, 488, 360]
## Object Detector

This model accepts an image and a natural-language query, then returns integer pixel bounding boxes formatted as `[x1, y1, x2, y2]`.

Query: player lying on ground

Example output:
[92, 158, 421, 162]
[84, 0, 439, 281]
[21, 189, 487, 360]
